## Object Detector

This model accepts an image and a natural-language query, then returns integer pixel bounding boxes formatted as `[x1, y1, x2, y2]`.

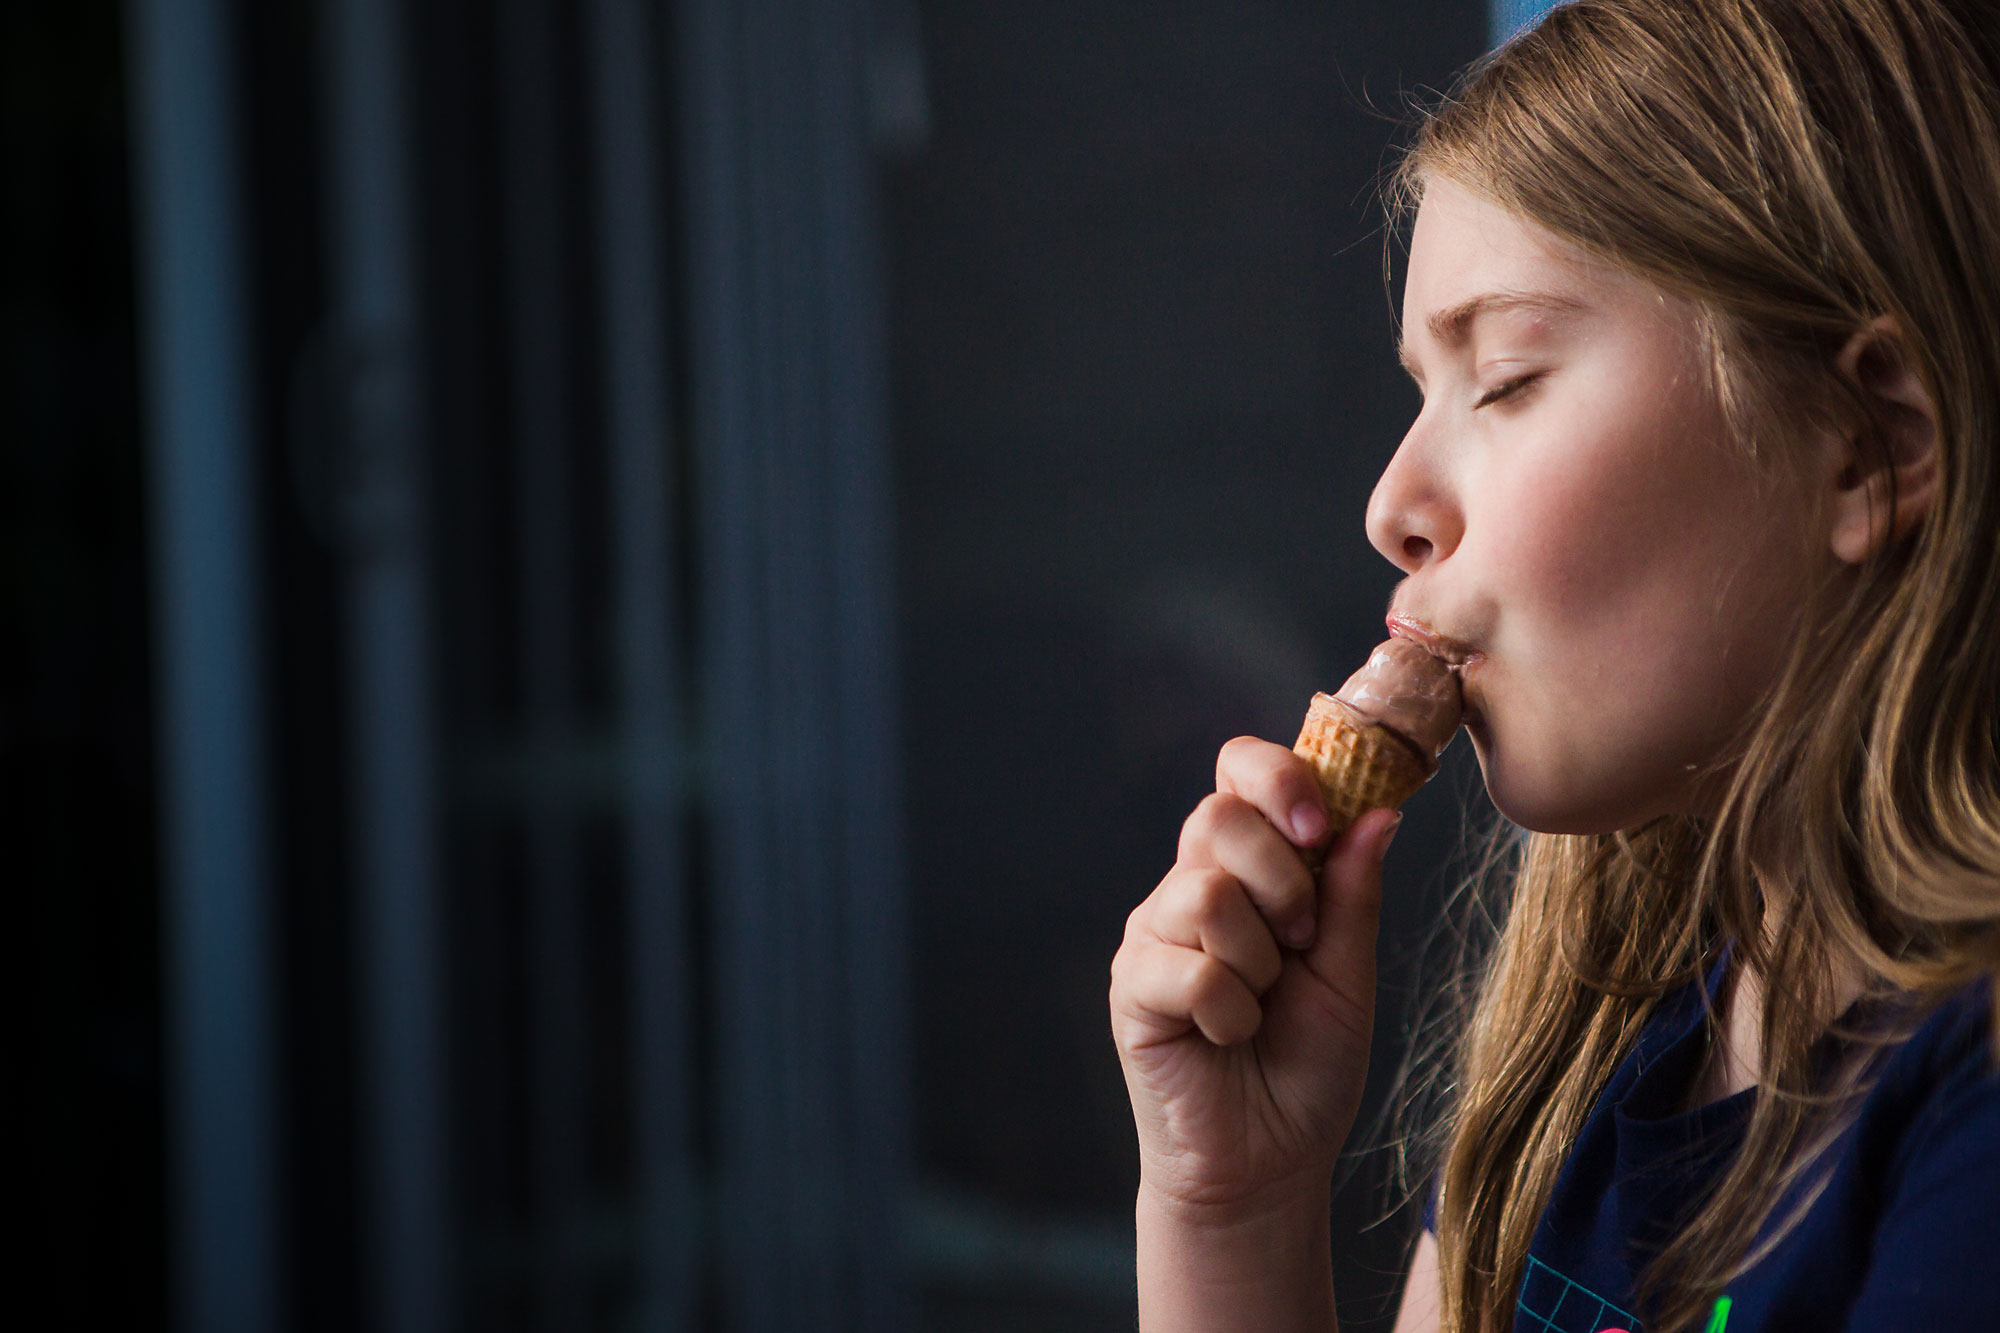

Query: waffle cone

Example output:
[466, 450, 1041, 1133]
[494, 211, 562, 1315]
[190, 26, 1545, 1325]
[1292, 692, 1433, 841]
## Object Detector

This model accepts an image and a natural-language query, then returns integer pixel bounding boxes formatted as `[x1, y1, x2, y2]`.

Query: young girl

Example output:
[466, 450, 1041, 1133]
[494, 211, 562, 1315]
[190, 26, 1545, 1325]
[1107, 1, 2000, 1329]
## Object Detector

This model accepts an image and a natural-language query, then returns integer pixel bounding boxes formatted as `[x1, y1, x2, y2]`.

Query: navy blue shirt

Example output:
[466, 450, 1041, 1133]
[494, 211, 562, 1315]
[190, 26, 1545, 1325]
[1428, 960, 2000, 1332]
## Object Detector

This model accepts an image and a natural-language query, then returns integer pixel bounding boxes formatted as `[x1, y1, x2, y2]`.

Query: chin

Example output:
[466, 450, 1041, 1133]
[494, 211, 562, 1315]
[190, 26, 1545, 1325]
[1487, 793, 1626, 836]
[1472, 740, 1661, 836]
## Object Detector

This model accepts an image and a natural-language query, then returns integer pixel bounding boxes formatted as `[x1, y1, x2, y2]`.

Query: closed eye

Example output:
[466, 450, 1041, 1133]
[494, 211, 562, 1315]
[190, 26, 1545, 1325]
[1474, 373, 1540, 409]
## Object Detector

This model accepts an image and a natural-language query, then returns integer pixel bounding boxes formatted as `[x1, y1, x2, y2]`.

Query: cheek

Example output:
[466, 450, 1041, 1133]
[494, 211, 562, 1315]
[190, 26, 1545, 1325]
[1466, 441, 1772, 830]
[1479, 445, 1695, 633]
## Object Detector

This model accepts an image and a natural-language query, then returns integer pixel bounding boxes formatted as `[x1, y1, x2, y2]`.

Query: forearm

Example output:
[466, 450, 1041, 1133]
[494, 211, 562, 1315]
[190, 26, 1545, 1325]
[1135, 1181, 1339, 1333]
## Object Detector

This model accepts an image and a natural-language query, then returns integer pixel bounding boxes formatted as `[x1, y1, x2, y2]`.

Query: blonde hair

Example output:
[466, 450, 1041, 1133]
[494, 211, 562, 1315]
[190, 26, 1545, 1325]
[1389, 2, 2000, 1330]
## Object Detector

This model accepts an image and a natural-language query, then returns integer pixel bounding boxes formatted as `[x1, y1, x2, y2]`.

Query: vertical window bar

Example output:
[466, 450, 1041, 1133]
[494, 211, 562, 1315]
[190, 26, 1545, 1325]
[673, 0, 779, 1328]
[495, 0, 590, 1324]
[124, 1, 280, 1329]
[315, 0, 449, 1328]
[584, 0, 699, 1326]
[675, 0, 909, 1327]
[805, 0, 913, 1323]
[741, 0, 843, 1323]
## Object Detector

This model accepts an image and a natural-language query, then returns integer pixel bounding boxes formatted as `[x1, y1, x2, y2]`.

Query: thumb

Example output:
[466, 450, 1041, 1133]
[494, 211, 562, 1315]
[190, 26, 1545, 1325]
[1303, 807, 1398, 984]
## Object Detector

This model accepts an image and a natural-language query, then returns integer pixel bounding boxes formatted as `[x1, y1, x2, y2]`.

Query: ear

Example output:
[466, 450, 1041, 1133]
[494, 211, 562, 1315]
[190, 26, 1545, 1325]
[1826, 316, 1940, 565]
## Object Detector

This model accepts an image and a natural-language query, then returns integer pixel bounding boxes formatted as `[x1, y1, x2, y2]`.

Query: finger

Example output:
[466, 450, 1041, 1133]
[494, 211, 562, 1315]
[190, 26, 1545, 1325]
[1215, 734, 1334, 851]
[1304, 806, 1398, 985]
[1111, 936, 1264, 1048]
[1147, 865, 1286, 996]
[1178, 792, 1319, 949]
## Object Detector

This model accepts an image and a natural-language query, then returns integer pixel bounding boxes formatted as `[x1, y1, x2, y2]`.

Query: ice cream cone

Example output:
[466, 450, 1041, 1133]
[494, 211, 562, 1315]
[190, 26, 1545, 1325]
[1292, 691, 1434, 843]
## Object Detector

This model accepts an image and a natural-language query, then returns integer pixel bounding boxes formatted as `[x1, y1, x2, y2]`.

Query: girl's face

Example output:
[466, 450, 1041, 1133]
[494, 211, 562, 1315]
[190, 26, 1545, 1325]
[1371, 178, 1835, 833]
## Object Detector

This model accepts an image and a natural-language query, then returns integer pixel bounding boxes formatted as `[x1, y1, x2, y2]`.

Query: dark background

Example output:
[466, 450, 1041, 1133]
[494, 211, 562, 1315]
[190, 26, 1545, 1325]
[10, 0, 1507, 1328]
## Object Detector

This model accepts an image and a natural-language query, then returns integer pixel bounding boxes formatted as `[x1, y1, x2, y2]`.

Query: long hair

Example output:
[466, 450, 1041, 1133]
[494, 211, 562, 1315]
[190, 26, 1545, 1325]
[1390, 2, 2000, 1329]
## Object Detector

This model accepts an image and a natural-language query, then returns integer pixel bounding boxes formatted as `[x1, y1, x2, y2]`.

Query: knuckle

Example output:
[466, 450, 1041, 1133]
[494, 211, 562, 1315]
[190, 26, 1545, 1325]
[1124, 899, 1151, 942]
[1184, 952, 1233, 1006]
[1216, 734, 1283, 795]
[1206, 790, 1254, 829]
[1175, 806, 1206, 858]
[1216, 733, 1263, 772]
[1107, 940, 1151, 1006]
[1180, 791, 1244, 853]
[1188, 866, 1237, 920]
[1196, 975, 1258, 1043]
[1185, 791, 1225, 831]
[1236, 848, 1305, 912]
[1108, 967, 1133, 1019]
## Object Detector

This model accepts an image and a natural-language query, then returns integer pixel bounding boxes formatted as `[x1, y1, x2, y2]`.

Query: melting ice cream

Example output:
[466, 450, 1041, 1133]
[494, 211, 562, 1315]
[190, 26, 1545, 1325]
[1331, 638, 1463, 765]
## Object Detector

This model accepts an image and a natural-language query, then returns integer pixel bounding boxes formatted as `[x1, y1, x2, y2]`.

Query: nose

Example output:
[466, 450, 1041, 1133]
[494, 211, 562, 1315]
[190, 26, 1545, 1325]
[1364, 425, 1461, 573]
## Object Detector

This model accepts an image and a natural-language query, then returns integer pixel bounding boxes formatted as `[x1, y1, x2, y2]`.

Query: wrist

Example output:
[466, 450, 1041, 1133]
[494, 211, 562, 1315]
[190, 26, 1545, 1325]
[1135, 1177, 1336, 1332]
[1135, 1173, 1332, 1239]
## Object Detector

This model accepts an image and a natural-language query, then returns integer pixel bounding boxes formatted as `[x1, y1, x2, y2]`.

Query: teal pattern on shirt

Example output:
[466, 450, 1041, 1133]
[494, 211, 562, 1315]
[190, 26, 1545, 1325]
[1516, 1255, 1642, 1332]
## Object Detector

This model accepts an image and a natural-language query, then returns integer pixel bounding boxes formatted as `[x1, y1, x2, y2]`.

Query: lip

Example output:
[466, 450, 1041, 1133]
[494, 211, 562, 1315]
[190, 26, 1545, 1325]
[1385, 611, 1484, 670]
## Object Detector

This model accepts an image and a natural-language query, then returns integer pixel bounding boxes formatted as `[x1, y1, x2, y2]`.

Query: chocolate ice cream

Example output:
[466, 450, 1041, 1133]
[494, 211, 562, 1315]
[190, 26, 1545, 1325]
[1290, 639, 1464, 849]
[1331, 638, 1463, 767]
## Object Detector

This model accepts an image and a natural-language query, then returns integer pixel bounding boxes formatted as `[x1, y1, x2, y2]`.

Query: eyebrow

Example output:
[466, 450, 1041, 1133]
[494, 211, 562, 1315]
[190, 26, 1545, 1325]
[1396, 290, 1592, 377]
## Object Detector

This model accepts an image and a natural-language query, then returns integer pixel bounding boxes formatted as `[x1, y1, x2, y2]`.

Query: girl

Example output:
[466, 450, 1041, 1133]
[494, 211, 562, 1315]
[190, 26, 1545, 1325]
[1107, 2, 2000, 1330]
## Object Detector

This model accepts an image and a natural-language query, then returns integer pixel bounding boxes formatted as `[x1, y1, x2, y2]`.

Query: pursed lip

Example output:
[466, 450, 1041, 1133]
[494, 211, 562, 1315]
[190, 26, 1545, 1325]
[1385, 610, 1483, 669]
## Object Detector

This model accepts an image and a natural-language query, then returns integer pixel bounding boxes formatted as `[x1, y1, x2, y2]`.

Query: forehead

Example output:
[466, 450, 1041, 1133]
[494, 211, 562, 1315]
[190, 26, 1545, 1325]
[1400, 177, 1649, 342]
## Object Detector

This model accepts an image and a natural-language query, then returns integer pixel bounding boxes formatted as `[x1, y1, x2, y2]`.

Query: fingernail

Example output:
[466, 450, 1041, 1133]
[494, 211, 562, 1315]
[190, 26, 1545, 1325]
[1289, 801, 1328, 844]
[1285, 916, 1316, 950]
[1374, 812, 1403, 862]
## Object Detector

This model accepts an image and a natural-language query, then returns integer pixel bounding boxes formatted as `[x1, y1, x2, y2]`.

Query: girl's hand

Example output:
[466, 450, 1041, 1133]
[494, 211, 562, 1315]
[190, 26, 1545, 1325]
[1110, 735, 1398, 1221]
